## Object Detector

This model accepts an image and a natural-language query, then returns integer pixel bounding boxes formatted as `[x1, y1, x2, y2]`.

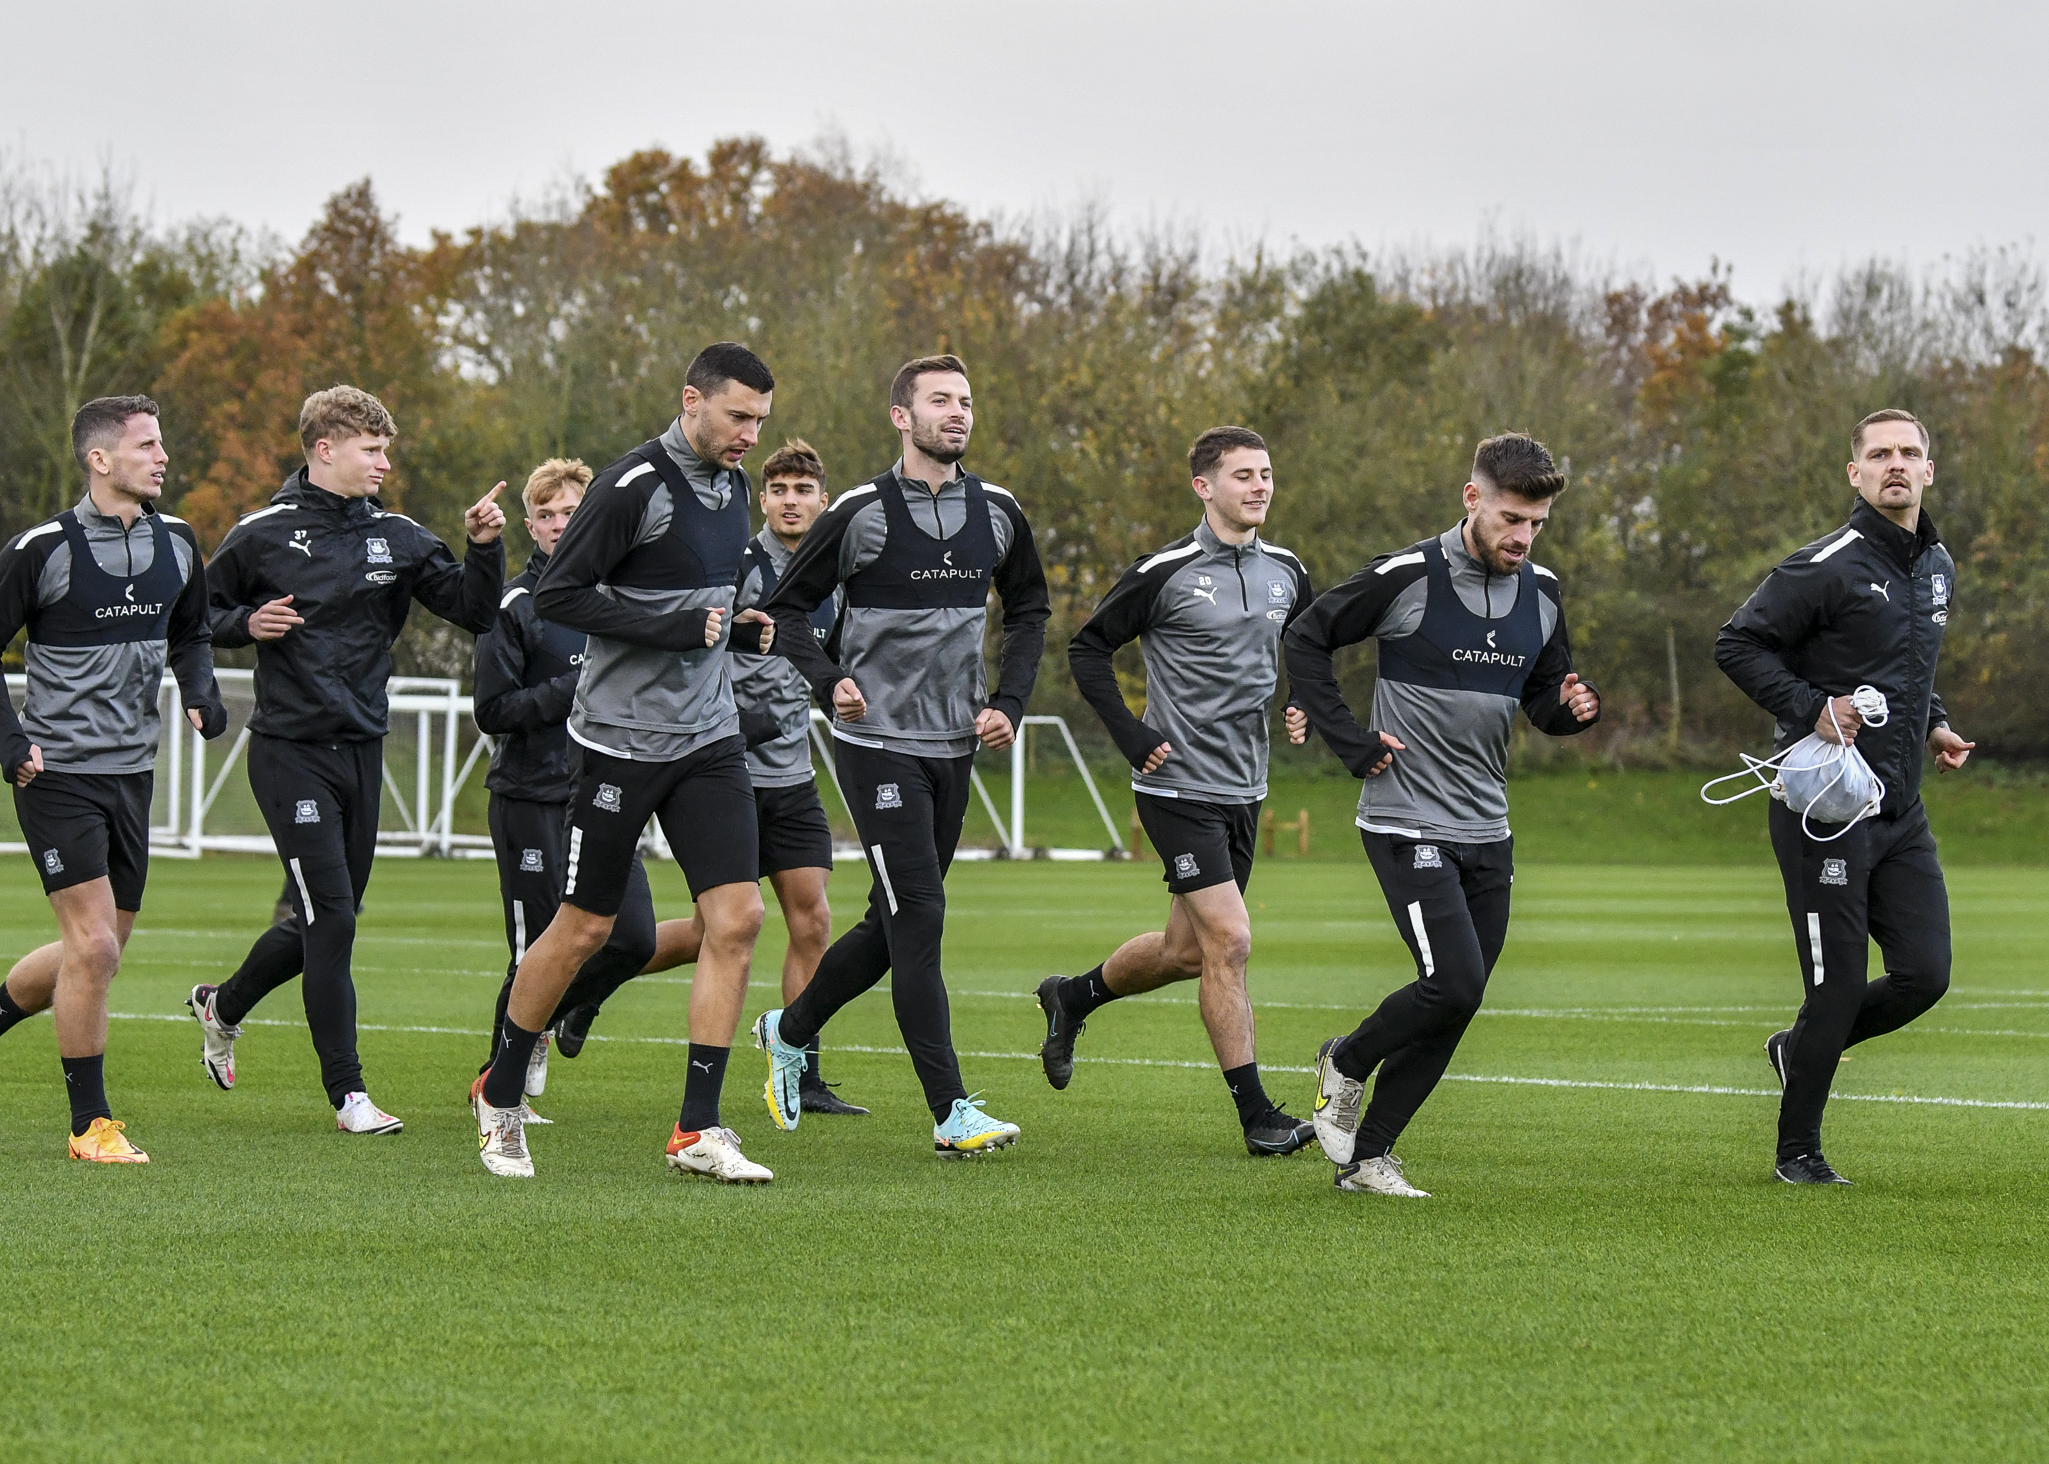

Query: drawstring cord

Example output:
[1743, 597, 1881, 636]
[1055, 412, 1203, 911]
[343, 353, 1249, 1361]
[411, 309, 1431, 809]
[1701, 686, 1889, 842]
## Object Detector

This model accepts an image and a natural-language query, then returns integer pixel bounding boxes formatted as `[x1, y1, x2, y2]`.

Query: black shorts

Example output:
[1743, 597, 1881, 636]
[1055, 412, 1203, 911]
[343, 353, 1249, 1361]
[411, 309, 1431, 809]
[755, 779, 834, 877]
[13, 769, 153, 908]
[564, 735, 757, 914]
[1134, 792, 1260, 895]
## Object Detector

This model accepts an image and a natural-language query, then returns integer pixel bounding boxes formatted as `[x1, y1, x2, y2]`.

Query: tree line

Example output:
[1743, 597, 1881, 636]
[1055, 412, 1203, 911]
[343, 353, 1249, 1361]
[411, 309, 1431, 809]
[5, 140, 2045, 760]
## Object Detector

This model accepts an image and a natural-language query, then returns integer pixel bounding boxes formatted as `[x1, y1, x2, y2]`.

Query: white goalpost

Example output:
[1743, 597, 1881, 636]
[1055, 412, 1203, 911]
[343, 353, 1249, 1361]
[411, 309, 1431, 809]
[3, 672, 1127, 862]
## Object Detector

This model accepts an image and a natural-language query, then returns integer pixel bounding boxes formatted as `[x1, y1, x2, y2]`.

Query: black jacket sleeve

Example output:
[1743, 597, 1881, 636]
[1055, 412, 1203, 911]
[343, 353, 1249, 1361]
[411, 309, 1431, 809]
[1068, 560, 1169, 768]
[165, 523, 227, 738]
[987, 499, 1051, 729]
[1282, 555, 1417, 777]
[1520, 576, 1597, 736]
[206, 526, 262, 648]
[1277, 557, 1316, 713]
[0, 530, 44, 782]
[1714, 554, 1835, 735]
[472, 595, 576, 735]
[763, 501, 859, 698]
[1926, 689, 1949, 737]
[532, 479, 714, 651]
[409, 524, 503, 636]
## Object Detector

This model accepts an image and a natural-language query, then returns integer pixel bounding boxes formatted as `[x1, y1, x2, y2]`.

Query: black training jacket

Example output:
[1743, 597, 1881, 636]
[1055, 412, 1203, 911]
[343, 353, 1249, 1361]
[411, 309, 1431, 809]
[1715, 498, 1954, 816]
[209, 469, 503, 742]
[474, 549, 585, 802]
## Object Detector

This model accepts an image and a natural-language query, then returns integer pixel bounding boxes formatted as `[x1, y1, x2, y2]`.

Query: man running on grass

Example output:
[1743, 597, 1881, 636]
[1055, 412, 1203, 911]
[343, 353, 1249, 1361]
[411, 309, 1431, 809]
[190, 385, 505, 1135]
[0, 396, 225, 1162]
[753, 354, 1050, 1157]
[1714, 408, 1970, 1186]
[1042, 425, 1317, 1156]
[632, 438, 866, 1115]
[469, 342, 779, 1183]
[1286, 432, 1599, 1197]
[471, 458, 658, 1113]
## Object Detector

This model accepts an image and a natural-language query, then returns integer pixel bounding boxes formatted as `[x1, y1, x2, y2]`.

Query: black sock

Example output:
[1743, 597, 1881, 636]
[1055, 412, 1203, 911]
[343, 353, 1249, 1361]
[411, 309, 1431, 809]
[679, 1044, 730, 1131]
[1223, 1062, 1272, 1127]
[0, 982, 32, 1038]
[481, 1017, 541, 1109]
[1061, 965, 1121, 1019]
[801, 1037, 823, 1089]
[62, 1054, 111, 1136]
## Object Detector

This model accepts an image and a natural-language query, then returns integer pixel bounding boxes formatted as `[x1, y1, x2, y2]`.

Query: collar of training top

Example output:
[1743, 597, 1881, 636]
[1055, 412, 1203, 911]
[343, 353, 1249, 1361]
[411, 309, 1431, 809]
[277, 467, 380, 516]
[71, 490, 158, 534]
[1441, 518, 1522, 582]
[522, 548, 550, 576]
[660, 417, 730, 496]
[891, 458, 970, 497]
[1191, 515, 1261, 558]
[1849, 496, 1942, 573]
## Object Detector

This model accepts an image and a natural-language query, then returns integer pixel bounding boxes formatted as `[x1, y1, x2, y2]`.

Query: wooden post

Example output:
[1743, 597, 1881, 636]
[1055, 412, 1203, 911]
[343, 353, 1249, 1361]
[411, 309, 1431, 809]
[1262, 807, 1310, 856]
[1129, 805, 1146, 858]
[1296, 807, 1310, 856]
[1260, 807, 1276, 855]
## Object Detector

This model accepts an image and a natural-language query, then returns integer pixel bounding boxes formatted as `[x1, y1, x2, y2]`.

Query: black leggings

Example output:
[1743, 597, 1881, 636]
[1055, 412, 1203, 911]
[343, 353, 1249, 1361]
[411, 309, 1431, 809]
[483, 794, 657, 1065]
[776, 741, 973, 1120]
[1770, 799, 1950, 1160]
[1335, 832, 1514, 1156]
[215, 735, 382, 1107]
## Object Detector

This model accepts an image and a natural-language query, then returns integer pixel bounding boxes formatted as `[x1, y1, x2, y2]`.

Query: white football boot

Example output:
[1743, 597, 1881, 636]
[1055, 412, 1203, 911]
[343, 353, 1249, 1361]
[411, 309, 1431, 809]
[335, 1091, 404, 1135]
[666, 1125, 773, 1184]
[186, 983, 241, 1090]
[525, 1029, 551, 1098]
[1334, 1153, 1430, 1198]
[1312, 1037, 1364, 1166]
[473, 1078, 534, 1178]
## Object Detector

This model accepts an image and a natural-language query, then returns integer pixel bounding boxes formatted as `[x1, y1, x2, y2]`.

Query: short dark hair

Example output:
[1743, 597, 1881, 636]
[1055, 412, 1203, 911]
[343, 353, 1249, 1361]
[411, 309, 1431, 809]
[685, 341, 775, 399]
[760, 437, 826, 490]
[1852, 408, 1932, 459]
[890, 354, 969, 411]
[1188, 425, 1267, 482]
[1472, 432, 1565, 501]
[72, 394, 160, 472]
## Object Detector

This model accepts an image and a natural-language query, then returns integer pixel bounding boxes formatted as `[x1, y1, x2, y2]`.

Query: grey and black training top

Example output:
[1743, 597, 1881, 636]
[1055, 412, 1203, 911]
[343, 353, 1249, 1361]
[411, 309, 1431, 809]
[534, 420, 760, 765]
[1285, 521, 1596, 842]
[733, 527, 842, 788]
[763, 461, 1049, 760]
[0, 493, 224, 781]
[1069, 518, 1313, 804]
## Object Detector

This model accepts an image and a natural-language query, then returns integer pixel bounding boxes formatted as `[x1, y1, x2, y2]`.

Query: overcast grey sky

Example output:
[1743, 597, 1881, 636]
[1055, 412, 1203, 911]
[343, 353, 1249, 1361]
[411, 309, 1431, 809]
[8, 0, 2045, 301]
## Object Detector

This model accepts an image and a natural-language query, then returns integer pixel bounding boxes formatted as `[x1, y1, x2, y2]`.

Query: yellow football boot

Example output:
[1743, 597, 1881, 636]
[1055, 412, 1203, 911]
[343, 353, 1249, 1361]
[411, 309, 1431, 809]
[68, 1117, 150, 1164]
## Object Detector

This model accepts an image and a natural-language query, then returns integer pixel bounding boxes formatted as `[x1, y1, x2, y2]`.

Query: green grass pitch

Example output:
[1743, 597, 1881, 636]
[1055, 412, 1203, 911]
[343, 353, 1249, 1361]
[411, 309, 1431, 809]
[2, 846, 2045, 1462]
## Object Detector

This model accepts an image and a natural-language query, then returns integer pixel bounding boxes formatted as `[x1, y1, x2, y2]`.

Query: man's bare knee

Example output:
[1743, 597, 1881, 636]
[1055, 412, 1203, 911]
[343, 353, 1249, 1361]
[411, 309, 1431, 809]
[701, 886, 766, 949]
[553, 905, 618, 959]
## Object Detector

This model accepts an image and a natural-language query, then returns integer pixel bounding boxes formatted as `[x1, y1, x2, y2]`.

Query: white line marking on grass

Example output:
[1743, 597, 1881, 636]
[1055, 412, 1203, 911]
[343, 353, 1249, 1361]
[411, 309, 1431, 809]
[104, 1016, 2049, 1111]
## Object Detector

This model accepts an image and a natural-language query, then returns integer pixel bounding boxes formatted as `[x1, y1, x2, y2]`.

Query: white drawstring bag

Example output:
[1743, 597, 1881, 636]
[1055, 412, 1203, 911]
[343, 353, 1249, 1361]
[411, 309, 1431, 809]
[1701, 686, 1890, 842]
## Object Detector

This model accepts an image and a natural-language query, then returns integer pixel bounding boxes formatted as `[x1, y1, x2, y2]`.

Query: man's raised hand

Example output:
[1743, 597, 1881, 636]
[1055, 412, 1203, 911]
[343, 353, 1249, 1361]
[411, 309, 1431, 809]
[465, 481, 507, 544]
[833, 678, 867, 722]
[249, 595, 304, 641]
[1560, 673, 1599, 724]
[1816, 693, 1864, 746]
[1283, 706, 1309, 746]
[1140, 742, 1172, 774]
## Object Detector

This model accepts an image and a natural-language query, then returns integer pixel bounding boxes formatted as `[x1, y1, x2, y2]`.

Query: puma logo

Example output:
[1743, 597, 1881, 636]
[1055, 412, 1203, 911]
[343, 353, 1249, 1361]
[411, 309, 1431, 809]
[1191, 585, 1218, 606]
[288, 538, 313, 557]
[691, 1060, 714, 1073]
[1870, 582, 1890, 600]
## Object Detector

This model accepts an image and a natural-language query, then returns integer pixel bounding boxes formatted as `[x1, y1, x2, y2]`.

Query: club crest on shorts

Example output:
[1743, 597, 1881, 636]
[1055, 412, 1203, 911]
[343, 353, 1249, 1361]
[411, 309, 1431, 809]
[1174, 852, 1200, 879]
[520, 848, 544, 873]
[42, 848, 63, 874]
[1820, 858, 1848, 886]
[1413, 845, 1443, 870]
[294, 799, 320, 824]
[593, 783, 623, 813]
[875, 782, 903, 810]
